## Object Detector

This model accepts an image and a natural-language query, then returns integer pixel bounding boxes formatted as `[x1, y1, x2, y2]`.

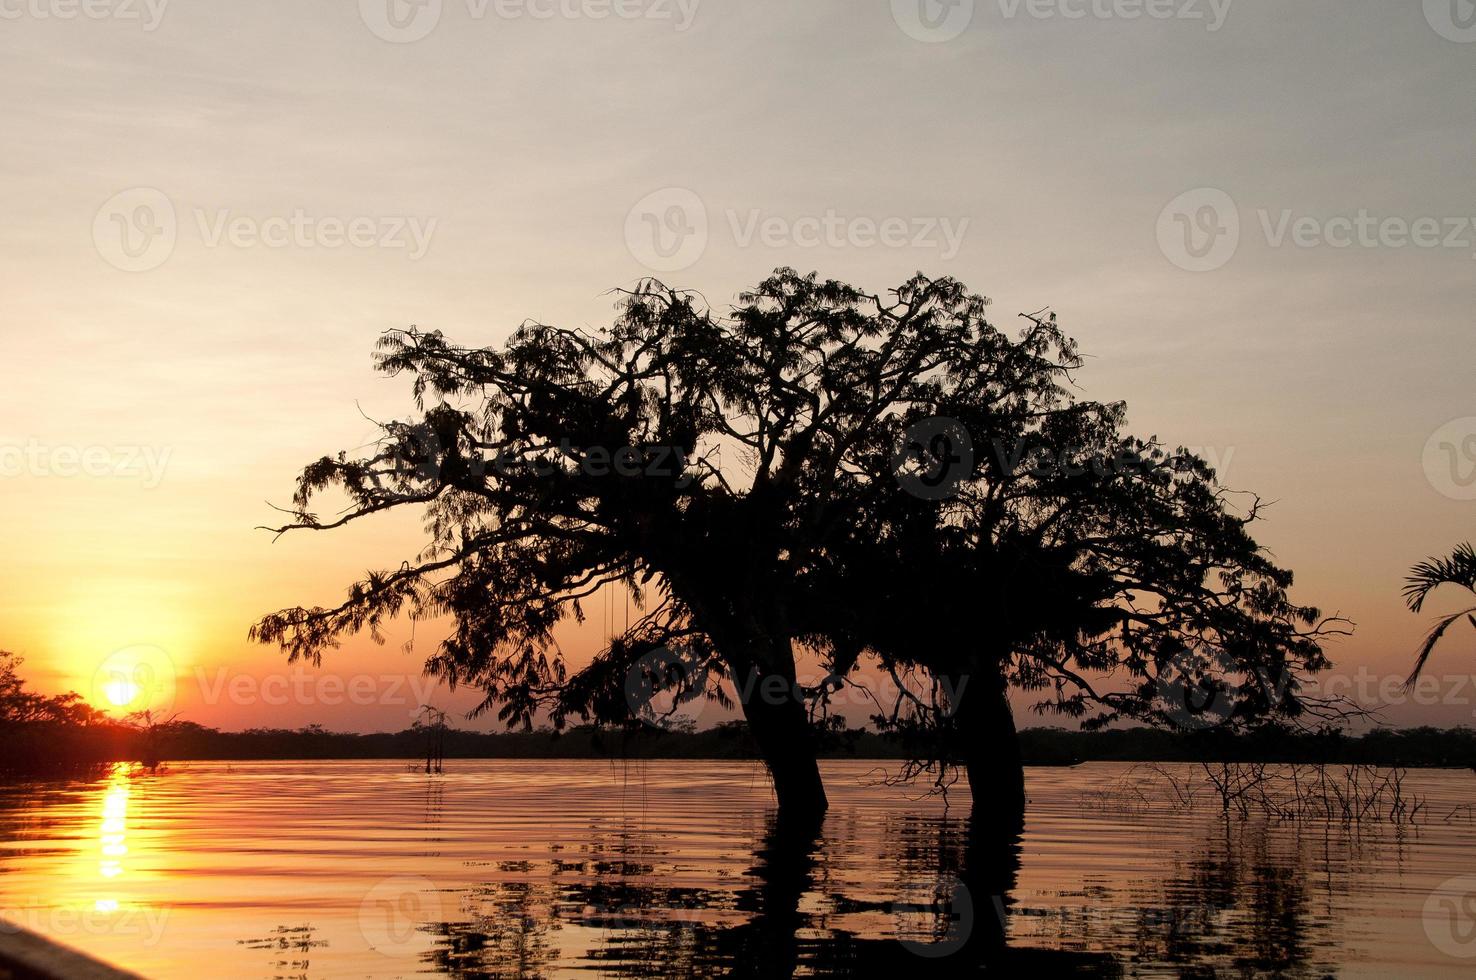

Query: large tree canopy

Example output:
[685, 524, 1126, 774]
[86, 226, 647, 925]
[252, 269, 1088, 817]
[251, 268, 1347, 820]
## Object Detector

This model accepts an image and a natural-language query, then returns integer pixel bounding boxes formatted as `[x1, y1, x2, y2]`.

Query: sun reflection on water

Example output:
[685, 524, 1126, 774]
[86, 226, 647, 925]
[97, 763, 135, 886]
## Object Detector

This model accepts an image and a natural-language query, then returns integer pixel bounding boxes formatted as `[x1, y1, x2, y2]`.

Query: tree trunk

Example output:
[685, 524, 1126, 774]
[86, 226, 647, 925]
[949, 670, 1025, 835]
[736, 664, 829, 819]
[671, 573, 829, 819]
[925, 669, 1024, 969]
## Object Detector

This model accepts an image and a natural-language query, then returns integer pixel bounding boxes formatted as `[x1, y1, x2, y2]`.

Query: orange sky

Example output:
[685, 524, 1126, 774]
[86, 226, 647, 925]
[1, 2, 1471, 732]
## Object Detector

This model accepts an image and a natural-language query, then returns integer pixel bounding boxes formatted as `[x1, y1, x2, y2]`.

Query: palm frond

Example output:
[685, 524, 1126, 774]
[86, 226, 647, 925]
[1405, 605, 1476, 687]
[1403, 542, 1476, 613]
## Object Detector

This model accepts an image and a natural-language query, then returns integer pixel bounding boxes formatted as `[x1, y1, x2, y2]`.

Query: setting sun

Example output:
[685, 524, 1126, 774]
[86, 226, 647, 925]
[99, 678, 140, 709]
[85, 645, 179, 718]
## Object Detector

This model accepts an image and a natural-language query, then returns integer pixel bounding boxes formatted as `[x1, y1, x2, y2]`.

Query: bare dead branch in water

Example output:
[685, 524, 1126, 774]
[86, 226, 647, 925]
[1114, 763, 1436, 825]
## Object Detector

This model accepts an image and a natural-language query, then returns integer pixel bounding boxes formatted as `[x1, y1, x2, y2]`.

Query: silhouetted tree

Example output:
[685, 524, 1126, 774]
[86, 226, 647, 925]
[0, 650, 103, 727]
[0, 650, 127, 775]
[1403, 541, 1476, 683]
[252, 269, 1075, 819]
[796, 315, 1348, 826]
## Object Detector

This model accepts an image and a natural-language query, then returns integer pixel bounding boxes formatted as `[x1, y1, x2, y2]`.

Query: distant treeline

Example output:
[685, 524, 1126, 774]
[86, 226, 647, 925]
[1019, 725, 1476, 769]
[5, 718, 1476, 778]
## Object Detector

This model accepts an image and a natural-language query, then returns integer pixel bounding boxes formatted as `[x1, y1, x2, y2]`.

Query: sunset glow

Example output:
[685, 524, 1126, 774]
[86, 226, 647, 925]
[2, 5, 1473, 978]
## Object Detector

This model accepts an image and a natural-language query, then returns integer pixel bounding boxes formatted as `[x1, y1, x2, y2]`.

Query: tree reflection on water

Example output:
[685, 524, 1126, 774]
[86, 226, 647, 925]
[417, 810, 1118, 977]
[403, 802, 1385, 977]
[205, 766, 1420, 978]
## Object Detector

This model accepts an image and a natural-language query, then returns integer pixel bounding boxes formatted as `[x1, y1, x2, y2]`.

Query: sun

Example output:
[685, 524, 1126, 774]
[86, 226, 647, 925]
[101, 677, 142, 708]
[87, 644, 179, 717]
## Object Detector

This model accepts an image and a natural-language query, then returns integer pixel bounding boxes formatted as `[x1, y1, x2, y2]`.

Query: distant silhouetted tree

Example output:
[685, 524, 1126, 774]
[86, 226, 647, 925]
[0, 651, 23, 718]
[253, 269, 1078, 818]
[0, 651, 124, 775]
[0, 650, 102, 727]
[1403, 542, 1476, 684]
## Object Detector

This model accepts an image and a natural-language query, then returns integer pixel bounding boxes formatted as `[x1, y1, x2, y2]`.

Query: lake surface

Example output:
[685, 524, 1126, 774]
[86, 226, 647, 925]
[2, 759, 1475, 977]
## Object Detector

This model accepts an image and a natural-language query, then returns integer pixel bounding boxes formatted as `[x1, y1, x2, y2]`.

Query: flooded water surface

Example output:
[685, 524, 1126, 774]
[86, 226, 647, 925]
[2, 759, 1475, 977]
